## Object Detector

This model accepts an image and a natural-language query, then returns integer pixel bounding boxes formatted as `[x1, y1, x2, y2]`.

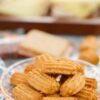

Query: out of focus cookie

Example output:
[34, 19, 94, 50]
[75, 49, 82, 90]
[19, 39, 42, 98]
[79, 50, 99, 65]
[80, 36, 98, 52]
[19, 30, 68, 57]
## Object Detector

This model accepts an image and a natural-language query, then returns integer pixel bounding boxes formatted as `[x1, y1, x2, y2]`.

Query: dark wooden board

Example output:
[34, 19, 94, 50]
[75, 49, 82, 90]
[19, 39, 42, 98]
[0, 16, 100, 35]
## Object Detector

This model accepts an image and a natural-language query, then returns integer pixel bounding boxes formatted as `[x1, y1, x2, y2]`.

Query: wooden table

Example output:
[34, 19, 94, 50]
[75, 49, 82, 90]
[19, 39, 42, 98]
[0, 16, 100, 35]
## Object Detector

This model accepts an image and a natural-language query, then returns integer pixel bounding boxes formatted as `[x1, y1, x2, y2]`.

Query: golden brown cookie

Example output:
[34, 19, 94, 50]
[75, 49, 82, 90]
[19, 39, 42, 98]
[58, 58, 84, 73]
[10, 72, 27, 86]
[58, 57, 72, 63]
[80, 36, 98, 52]
[79, 49, 99, 65]
[25, 54, 55, 73]
[12, 84, 43, 100]
[43, 97, 78, 100]
[60, 74, 85, 96]
[26, 69, 60, 94]
[85, 77, 97, 89]
[43, 61, 84, 75]
[92, 92, 98, 100]
[75, 87, 94, 100]
[35, 54, 55, 63]
[24, 64, 35, 74]
[35, 54, 56, 68]
[48, 94, 60, 97]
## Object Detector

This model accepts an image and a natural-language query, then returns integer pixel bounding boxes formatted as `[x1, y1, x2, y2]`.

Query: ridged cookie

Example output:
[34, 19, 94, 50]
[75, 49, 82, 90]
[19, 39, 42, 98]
[43, 61, 84, 75]
[12, 84, 43, 100]
[24, 54, 55, 73]
[58, 58, 84, 73]
[24, 64, 35, 74]
[35, 54, 55, 64]
[75, 87, 94, 100]
[60, 74, 85, 96]
[85, 77, 97, 89]
[27, 69, 60, 94]
[10, 72, 27, 86]
[43, 97, 78, 100]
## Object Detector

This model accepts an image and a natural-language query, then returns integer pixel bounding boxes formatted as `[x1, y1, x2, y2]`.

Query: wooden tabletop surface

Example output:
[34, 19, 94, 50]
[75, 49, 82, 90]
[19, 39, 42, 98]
[0, 16, 100, 35]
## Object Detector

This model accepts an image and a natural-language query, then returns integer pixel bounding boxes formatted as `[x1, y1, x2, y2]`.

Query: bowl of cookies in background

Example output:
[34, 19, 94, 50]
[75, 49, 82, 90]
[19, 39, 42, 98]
[0, 54, 100, 100]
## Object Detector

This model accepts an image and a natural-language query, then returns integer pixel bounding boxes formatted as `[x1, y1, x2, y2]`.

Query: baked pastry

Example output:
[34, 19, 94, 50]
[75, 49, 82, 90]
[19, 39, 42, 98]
[80, 36, 98, 52]
[58, 57, 74, 63]
[85, 77, 97, 89]
[24, 64, 35, 74]
[26, 69, 60, 94]
[43, 97, 78, 100]
[48, 94, 60, 97]
[75, 87, 95, 100]
[35, 54, 56, 67]
[24, 54, 56, 73]
[0, 0, 50, 16]
[58, 57, 84, 73]
[60, 74, 85, 96]
[19, 30, 68, 57]
[92, 95, 98, 100]
[79, 49, 99, 65]
[10, 72, 27, 86]
[12, 84, 43, 100]
[43, 61, 84, 75]
[92, 92, 98, 100]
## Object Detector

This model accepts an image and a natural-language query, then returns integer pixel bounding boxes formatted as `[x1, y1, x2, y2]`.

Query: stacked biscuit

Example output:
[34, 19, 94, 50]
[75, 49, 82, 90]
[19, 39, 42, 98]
[11, 54, 98, 100]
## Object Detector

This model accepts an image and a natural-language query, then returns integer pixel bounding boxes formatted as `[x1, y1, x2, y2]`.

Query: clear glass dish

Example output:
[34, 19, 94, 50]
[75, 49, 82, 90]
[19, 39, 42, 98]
[1, 58, 100, 100]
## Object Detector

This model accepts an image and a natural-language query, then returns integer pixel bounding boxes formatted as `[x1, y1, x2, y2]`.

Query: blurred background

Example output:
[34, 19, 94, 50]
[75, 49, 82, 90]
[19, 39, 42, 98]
[0, 0, 100, 65]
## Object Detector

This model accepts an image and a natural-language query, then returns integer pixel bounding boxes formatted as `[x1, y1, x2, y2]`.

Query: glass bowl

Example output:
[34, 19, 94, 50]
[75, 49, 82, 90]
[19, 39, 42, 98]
[1, 58, 100, 100]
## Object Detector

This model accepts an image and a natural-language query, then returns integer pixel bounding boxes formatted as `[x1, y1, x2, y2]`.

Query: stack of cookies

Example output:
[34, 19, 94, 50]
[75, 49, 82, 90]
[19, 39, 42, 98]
[10, 54, 98, 100]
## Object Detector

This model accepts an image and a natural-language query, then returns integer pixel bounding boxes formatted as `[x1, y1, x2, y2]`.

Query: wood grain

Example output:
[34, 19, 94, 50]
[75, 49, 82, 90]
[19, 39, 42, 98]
[0, 16, 100, 35]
